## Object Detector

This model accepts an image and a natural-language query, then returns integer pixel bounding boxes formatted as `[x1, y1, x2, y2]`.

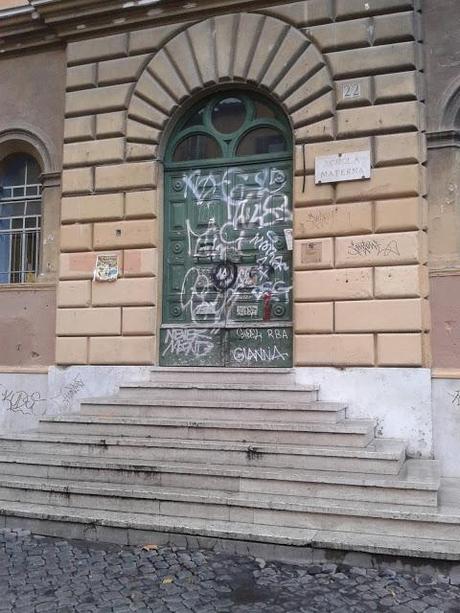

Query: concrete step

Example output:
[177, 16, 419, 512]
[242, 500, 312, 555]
[0, 452, 438, 506]
[312, 530, 460, 560]
[1, 499, 460, 560]
[0, 502, 460, 562]
[118, 382, 319, 403]
[149, 367, 297, 385]
[0, 465, 448, 540]
[0, 436, 406, 474]
[37, 416, 376, 447]
[439, 477, 460, 506]
[80, 398, 346, 424]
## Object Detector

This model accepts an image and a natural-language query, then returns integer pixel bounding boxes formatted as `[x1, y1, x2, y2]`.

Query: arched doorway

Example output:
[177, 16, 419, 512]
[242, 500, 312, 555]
[160, 91, 293, 367]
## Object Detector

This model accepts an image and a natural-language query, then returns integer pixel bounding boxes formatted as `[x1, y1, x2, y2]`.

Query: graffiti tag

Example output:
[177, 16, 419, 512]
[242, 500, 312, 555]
[162, 328, 217, 358]
[0, 384, 46, 416]
[347, 239, 400, 258]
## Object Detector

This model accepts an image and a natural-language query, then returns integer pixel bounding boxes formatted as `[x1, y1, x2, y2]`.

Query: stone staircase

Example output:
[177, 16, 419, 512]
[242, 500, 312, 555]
[0, 368, 459, 560]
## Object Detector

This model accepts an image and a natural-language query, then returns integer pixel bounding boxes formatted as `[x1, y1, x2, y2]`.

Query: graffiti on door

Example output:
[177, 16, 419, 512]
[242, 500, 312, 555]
[183, 166, 290, 231]
[162, 328, 219, 359]
[175, 165, 292, 325]
[161, 326, 292, 368]
[161, 92, 293, 367]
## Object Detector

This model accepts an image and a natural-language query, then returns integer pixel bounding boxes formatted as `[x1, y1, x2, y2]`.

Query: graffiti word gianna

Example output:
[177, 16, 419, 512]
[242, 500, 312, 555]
[232, 345, 289, 363]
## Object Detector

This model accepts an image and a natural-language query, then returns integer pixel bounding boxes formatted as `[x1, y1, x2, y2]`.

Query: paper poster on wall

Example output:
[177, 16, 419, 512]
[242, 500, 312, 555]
[94, 254, 119, 282]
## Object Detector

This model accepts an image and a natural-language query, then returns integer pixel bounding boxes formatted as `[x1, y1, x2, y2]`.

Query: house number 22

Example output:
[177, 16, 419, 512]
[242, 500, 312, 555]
[342, 82, 361, 99]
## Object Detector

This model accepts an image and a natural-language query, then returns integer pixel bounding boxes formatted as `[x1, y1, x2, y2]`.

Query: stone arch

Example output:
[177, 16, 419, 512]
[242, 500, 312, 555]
[126, 13, 335, 149]
[442, 80, 460, 131]
[0, 124, 58, 175]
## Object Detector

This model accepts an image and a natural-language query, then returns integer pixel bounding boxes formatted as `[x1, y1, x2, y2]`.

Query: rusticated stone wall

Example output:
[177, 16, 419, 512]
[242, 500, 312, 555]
[56, 0, 428, 367]
[423, 0, 460, 371]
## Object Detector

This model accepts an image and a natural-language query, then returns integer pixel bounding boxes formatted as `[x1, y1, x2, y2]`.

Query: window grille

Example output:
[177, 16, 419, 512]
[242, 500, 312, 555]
[0, 154, 42, 284]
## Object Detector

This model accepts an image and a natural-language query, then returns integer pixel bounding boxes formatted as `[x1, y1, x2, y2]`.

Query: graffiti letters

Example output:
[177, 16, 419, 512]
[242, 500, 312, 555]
[236, 328, 263, 341]
[0, 375, 87, 417]
[183, 167, 290, 229]
[55, 376, 85, 411]
[178, 166, 292, 324]
[232, 345, 289, 363]
[0, 384, 46, 416]
[162, 328, 217, 358]
[347, 239, 400, 258]
[250, 231, 289, 272]
[236, 305, 258, 317]
[302, 208, 336, 231]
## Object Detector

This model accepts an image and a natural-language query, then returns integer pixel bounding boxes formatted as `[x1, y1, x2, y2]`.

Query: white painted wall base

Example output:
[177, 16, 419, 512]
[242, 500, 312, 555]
[47, 366, 152, 413]
[0, 372, 48, 433]
[0, 367, 152, 434]
[295, 368, 433, 459]
[432, 378, 460, 478]
[0, 365, 453, 475]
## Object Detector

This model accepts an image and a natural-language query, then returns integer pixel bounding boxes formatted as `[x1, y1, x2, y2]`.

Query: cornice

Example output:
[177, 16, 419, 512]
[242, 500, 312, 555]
[0, 1, 56, 53]
[427, 130, 460, 150]
[0, 0, 283, 55]
[0, 4, 33, 19]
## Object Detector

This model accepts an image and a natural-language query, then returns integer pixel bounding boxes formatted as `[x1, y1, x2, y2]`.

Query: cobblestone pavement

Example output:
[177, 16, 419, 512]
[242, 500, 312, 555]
[1, 529, 460, 613]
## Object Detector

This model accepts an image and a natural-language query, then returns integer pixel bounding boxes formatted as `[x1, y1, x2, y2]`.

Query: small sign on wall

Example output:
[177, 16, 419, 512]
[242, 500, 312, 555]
[315, 150, 371, 185]
[301, 241, 322, 264]
[94, 254, 119, 282]
[342, 82, 361, 99]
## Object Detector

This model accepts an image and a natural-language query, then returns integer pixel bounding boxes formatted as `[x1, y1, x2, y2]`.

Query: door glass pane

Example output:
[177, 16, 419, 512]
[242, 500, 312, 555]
[183, 107, 205, 129]
[0, 154, 26, 187]
[26, 185, 40, 197]
[173, 135, 221, 162]
[1, 202, 24, 217]
[0, 153, 42, 284]
[25, 217, 37, 228]
[237, 128, 288, 156]
[11, 232, 21, 282]
[212, 97, 246, 134]
[25, 157, 41, 184]
[0, 230, 11, 283]
[25, 201, 40, 215]
[254, 100, 276, 120]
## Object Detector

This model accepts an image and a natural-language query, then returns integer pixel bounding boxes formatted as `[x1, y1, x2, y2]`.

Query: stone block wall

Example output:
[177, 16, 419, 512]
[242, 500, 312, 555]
[423, 0, 460, 372]
[56, 0, 428, 367]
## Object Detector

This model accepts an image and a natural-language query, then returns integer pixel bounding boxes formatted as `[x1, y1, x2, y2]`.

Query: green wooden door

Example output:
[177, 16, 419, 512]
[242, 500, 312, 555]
[160, 93, 293, 367]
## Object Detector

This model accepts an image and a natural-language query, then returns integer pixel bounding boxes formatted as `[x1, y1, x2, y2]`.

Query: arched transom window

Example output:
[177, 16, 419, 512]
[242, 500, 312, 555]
[0, 153, 42, 284]
[166, 92, 291, 166]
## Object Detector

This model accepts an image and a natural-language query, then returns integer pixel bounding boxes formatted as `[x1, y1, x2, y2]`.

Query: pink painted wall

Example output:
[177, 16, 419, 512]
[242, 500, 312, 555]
[430, 276, 460, 369]
[0, 289, 56, 366]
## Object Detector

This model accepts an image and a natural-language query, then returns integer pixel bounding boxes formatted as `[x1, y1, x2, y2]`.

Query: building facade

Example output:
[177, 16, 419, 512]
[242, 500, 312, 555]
[0, 0, 459, 476]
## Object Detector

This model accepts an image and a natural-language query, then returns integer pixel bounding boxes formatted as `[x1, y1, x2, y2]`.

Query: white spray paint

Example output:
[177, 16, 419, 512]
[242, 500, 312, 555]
[178, 166, 292, 324]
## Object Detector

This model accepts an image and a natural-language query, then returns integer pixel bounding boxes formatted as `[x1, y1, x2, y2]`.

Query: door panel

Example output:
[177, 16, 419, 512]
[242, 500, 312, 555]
[226, 327, 293, 368]
[161, 161, 293, 367]
[160, 327, 224, 367]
